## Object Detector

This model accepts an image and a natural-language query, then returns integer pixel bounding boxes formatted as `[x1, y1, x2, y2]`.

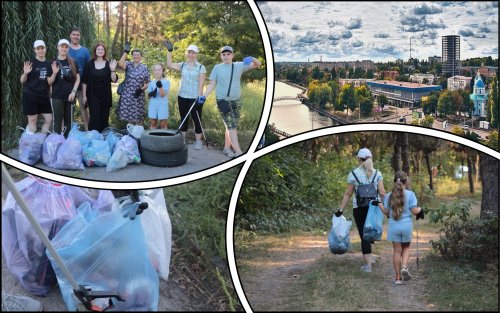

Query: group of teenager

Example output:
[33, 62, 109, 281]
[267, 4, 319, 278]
[21, 27, 261, 158]
[336, 148, 425, 285]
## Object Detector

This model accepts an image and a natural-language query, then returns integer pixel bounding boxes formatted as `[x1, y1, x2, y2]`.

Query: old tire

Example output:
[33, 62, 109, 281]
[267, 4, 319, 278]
[139, 145, 188, 167]
[140, 129, 185, 152]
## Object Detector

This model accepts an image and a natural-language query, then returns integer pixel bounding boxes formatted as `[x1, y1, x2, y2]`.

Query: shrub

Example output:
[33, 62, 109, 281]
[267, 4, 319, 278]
[430, 217, 498, 268]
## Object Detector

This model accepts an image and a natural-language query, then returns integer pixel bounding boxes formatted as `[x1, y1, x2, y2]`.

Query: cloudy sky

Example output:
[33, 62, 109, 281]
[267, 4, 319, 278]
[257, 1, 498, 62]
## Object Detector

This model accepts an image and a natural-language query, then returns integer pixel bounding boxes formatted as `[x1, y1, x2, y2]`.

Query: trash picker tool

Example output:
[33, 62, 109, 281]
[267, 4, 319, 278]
[176, 99, 198, 135]
[195, 110, 209, 149]
[1, 163, 125, 311]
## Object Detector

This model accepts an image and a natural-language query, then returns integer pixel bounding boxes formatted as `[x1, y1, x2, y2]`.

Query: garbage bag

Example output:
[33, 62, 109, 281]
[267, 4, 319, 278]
[82, 139, 111, 167]
[64, 187, 115, 213]
[115, 135, 141, 164]
[55, 137, 85, 170]
[112, 189, 172, 281]
[1, 176, 78, 296]
[103, 129, 123, 153]
[42, 132, 66, 168]
[47, 201, 159, 311]
[127, 123, 144, 139]
[363, 203, 384, 241]
[106, 147, 129, 172]
[328, 215, 352, 255]
[19, 131, 46, 165]
[68, 123, 103, 149]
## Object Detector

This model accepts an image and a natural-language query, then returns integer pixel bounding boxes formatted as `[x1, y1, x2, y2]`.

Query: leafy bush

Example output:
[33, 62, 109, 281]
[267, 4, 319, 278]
[426, 200, 471, 224]
[430, 217, 498, 267]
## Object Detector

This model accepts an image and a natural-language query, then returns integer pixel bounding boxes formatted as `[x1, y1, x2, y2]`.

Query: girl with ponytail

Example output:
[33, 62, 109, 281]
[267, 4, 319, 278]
[373, 170, 424, 285]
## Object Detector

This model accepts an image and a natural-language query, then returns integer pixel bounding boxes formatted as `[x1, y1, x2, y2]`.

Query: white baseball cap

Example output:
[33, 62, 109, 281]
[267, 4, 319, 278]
[357, 148, 372, 159]
[33, 40, 45, 48]
[186, 45, 199, 53]
[57, 39, 70, 46]
[220, 45, 233, 53]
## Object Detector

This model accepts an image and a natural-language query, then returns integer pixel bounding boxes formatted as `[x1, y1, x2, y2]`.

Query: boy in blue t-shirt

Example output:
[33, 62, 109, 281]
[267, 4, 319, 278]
[147, 64, 170, 129]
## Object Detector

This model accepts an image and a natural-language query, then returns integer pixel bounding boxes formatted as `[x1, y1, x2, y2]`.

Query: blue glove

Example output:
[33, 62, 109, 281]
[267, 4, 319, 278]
[197, 96, 206, 106]
[122, 202, 140, 220]
[243, 56, 253, 66]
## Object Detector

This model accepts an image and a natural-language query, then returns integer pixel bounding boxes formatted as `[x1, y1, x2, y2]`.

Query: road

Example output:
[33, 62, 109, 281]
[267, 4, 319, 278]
[3, 141, 234, 182]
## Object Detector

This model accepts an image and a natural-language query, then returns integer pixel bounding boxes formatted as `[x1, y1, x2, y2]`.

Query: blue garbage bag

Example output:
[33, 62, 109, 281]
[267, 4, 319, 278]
[68, 123, 103, 149]
[55, 137, 84, 170]
[42, 132, 65, 168]
[328, 215, 352, 255]
[47, 202, 159, 311]
[82, 139, 111, 167]
[103, 129, 123, 153]
[19, 131, 46, 165]
[363, 203, 384, 241]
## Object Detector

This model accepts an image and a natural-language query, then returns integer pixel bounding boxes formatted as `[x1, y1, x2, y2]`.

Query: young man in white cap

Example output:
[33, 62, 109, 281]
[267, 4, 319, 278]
[202, 45, 261, 157]
[335, 147, 386, 272]
[20, 40, 55, 134]
[68, 27, 91, 130]
[166, 42, 207, 149]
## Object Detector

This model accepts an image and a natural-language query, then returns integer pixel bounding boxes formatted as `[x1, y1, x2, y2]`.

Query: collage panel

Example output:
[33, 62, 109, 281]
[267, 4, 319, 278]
[256, 1, 498, 153]
[232, 127, 499, 312]
[1, 1, 271, 183]
[1, 163, 244, 311]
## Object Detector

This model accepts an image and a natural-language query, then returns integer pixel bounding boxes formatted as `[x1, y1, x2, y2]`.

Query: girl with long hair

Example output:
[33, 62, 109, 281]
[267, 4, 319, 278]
[373, 170, 424, 285]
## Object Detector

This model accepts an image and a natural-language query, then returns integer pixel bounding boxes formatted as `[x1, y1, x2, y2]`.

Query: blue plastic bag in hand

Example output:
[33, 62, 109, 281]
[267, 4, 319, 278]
[328, 214, 352, 255]
[19, 131, 46, 165]
[363, 203, 384, 241]
[47, 202, 159, 311]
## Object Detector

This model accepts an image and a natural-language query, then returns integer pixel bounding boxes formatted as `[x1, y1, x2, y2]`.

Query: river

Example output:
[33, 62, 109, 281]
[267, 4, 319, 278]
[270, 81, 335, 136]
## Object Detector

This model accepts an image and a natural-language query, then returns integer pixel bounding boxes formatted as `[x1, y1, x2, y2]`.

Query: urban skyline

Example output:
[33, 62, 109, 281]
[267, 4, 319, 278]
[258, 1, 499, 62]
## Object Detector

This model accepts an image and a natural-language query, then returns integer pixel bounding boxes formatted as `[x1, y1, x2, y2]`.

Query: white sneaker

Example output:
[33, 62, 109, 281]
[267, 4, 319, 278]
[360, 264, 372, 272]
[1, 292, 43, 311]
[401, 267, 412, 281]
[194, 140, 203, 150]
[223, 147, 235, 157]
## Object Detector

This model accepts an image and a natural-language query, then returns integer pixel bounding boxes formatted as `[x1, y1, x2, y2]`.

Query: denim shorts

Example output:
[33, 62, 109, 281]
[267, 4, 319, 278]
[387, 220, 413, 243]
[218, 99, 241, 129]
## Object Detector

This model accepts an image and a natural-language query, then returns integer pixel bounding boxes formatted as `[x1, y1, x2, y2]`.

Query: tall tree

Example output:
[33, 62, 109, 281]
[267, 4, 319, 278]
[488, 76, 498, 128]
[339, 84, 356, 115]
[479, 153, 499, 218]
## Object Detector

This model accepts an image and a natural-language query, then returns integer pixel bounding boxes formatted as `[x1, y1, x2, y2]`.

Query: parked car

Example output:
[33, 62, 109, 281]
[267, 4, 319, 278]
[461, 124, 469, 130]
[398, 115, 406, 123]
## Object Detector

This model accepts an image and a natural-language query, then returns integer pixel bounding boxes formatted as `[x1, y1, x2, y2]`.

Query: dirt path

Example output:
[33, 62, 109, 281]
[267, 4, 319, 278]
[239, 227, 440, 311]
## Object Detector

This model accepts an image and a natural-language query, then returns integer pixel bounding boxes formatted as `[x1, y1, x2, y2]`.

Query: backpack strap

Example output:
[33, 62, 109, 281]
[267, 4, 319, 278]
[351, 170, 361, 185]
[370, 170, 378, 184]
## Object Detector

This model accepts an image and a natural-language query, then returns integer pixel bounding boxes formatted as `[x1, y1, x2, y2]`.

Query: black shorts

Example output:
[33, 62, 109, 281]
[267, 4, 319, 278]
[22, 93, 52, 115]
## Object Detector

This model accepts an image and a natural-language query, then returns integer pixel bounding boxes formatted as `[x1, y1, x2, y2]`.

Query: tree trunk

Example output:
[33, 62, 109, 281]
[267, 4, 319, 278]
[111, 1, 123, 55]
[125, 2, 129, 42]
[479, 153, 498, 218]
[424, 152, 433, 191]
[105, 1, 110, 42]
[467, 154, 474, 194]
[402, 133, 410, 174]
[392, 139, 401, 172]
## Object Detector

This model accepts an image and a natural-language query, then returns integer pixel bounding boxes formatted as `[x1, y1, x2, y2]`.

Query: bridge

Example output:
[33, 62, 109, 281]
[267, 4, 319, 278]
[273, 96, 299, 102]
[268, 124, 292, 138]
[302, 103, 349, 125]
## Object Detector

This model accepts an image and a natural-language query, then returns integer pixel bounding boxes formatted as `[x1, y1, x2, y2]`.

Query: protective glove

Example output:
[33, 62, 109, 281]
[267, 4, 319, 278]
[371, 200, 381, 206]
[163, 41, 173, 52]
[196, 96, 206, 106]
[243, 56, 253, 66]
[334, 209, 343, 217]
[123, 41, 131, 54]
[156, 80, 163, 88]
[122, 202, 140, 220]
[148, 88, 158, 98]
[134, 87, 142, 98]
[416, 208, 425, 220]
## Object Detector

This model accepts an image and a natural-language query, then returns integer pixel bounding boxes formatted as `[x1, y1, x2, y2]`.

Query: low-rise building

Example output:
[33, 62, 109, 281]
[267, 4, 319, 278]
[366, 80, 442, 109]
[409, 73, 435, 84]
[339, 78, 374, 88]
[447, 75, 472, 91]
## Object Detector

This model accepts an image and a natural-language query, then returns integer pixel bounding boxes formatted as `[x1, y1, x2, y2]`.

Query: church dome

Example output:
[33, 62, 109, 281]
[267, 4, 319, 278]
[475, 77, 485, 88]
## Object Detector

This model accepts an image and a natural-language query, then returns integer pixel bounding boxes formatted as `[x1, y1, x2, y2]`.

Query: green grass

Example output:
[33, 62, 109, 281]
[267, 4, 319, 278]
[423, 254, 498, 311]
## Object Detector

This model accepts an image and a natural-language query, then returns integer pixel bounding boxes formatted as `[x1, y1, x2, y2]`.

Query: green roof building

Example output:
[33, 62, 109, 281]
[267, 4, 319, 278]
[470, 71, 488, 117]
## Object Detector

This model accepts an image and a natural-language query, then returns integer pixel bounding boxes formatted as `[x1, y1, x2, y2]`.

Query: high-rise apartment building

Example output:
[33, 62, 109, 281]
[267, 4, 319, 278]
[442, 35, 460, 76]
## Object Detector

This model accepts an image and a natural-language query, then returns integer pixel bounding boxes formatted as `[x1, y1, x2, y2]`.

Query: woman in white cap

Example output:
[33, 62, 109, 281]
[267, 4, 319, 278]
[202, 45, 261, 158]
[166, 43, 207, 149]
[48, 39, 80, 137]
[20, 40, 55, 134]
[335, 147, 386, 273]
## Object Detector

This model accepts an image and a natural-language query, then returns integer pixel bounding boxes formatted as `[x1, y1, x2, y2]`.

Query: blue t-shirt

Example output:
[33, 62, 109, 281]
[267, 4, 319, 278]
[148, 78, 170, 105]
[384, 189, 417, 224]
[68, 46, 91, 79]
[209, 62, 250, 100]
[347, 167, 383, 208]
